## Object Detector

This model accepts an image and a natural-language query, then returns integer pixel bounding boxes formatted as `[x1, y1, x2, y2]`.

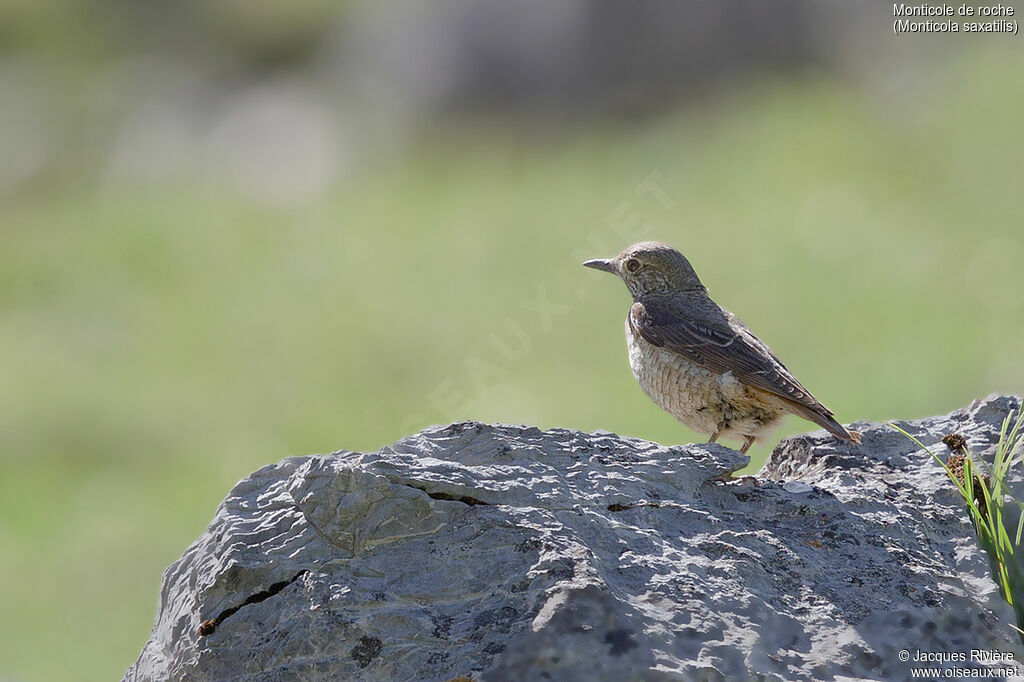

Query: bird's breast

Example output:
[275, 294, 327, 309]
[625, 317, 722, 429]
[623, 316, 788, 439]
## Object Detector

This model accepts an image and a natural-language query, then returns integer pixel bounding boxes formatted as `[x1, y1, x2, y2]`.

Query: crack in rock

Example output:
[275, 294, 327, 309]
[197, 570, 307, 637]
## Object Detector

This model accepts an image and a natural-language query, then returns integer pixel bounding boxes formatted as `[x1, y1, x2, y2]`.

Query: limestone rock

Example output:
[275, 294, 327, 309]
[126, 395, 1024, 681]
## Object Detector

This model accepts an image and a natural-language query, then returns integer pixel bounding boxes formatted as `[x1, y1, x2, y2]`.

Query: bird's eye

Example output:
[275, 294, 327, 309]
[625, 258, 641, 273]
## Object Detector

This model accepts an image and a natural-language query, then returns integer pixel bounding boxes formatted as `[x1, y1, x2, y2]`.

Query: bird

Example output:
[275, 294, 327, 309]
[583, 241, 860, 454]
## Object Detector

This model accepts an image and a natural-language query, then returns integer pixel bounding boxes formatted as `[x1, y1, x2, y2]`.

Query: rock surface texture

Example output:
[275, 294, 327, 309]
[126, 395, 1024, 681]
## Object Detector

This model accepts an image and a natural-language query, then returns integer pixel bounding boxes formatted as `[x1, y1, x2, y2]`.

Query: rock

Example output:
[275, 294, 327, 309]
[781, 480, 812, 495]
[126, 395, 1024, 681]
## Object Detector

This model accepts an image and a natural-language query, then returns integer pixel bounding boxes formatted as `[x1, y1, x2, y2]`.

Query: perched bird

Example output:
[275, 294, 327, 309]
[583, 241, 859, 454]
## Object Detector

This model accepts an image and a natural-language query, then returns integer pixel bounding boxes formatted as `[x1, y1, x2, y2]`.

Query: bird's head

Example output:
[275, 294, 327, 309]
[583, 241, 704, 298]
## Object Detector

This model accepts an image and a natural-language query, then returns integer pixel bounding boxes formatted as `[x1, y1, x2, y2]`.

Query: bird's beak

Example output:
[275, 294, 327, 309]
[582, 258, 616, 274]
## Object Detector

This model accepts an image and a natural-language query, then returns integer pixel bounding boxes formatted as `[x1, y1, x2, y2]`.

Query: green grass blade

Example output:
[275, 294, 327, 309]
[887, 422, 991, 537]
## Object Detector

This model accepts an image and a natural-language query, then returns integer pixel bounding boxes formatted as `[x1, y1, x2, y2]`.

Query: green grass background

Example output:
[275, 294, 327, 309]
[3, 46, 1024, 681]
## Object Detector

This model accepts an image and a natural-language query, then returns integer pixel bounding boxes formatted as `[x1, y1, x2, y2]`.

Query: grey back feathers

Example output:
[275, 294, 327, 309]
[628, 294, 831, 420]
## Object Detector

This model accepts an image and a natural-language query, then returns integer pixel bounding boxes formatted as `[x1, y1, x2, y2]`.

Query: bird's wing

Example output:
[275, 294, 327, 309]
[629, 299, 831, 416]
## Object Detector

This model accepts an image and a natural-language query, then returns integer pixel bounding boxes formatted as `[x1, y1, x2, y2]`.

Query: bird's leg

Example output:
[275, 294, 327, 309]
[728, 436, 761, 486]
[708, 431, 720, 444]
[740, 435, 756, 454]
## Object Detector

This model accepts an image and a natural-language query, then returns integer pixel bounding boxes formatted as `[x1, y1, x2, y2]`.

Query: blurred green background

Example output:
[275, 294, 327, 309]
[2, 2, 1024, 680]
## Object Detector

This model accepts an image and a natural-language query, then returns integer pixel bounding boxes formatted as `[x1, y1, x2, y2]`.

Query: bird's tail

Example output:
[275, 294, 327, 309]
[783, 399, 861, 444]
